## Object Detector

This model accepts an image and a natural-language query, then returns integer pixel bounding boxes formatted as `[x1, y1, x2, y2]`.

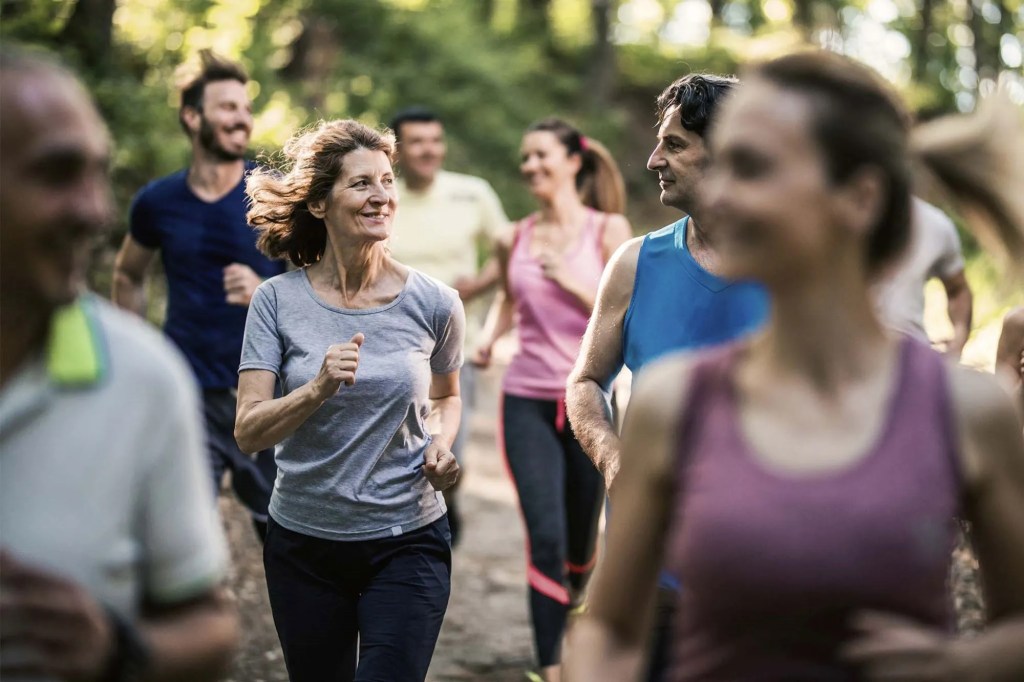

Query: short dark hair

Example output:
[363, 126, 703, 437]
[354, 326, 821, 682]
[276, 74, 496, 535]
[655, 74, 738, 138]
[178, 50, 248, 133]
[388, 107, 442, 142]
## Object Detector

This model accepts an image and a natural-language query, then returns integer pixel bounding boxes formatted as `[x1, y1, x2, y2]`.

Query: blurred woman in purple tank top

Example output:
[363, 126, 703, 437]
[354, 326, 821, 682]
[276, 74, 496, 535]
[473, 118, 632, 681]
[567, 52, 1024, 681]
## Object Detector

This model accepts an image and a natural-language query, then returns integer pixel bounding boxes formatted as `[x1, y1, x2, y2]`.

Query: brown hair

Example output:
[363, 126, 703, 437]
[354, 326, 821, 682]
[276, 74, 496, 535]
[246, 119, 396, 267]
[526, 117, 627, 215]
[748, 50, 1024, 275]
[178, 50, 248, 133]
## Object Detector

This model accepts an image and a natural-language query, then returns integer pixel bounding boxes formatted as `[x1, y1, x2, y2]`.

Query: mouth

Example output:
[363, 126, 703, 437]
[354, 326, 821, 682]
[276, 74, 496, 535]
[361, 211, 391, 221]
[658, 178, 675, 187]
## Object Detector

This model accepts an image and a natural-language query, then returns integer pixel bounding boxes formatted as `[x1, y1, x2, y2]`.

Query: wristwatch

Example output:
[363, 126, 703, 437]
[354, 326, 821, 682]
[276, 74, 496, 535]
[102, 607, 154, 682]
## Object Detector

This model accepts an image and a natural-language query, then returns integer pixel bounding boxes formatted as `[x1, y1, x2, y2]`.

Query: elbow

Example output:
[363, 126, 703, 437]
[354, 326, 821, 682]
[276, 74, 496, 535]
[233, 418, 258, 456]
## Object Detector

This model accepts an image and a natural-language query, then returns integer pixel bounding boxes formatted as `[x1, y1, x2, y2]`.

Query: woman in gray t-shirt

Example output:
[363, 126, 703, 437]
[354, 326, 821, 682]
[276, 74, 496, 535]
[235, 119, 464, 681]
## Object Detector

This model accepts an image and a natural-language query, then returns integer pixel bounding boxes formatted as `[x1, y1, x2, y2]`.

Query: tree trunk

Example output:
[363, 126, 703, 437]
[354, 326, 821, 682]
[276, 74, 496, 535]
[588, 0, 616, 109]
[914, 0, 934, 83]
[59, 0, 117, 69]
[793, 0, 814, 38]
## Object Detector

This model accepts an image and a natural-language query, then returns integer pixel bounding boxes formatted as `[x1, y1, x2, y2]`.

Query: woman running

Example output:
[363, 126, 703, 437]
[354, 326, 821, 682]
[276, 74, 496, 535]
[474, 118, 632, 681]
[235, 120, 464, 681]
[568, 51, 1024, 681]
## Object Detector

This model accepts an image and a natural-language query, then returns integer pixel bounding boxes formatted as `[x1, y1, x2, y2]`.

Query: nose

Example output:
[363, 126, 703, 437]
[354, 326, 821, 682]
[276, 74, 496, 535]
[72, 172, 113, 233]
[647, 144, 665, 172]
[520, 154, 539, 175]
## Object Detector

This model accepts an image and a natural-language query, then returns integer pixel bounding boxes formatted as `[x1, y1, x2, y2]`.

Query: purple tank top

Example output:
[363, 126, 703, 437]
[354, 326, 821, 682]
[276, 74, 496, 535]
[666, 337, 962, 681]
[503, 210, 606, 401]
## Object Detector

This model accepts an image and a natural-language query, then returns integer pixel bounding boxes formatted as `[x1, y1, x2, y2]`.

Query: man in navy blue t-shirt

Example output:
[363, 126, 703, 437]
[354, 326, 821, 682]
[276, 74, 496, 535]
[112, 51, 285, 541]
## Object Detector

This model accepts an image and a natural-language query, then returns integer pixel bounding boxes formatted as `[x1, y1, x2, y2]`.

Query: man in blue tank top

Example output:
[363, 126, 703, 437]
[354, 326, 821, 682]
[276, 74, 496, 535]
[111, 51, 286, 541]
[566, 74, 769, 680]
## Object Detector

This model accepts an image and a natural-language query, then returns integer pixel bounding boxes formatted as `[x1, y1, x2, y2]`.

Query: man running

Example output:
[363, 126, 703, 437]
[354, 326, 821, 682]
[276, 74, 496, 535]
[0, 45, 236, 681]
[112, 51, 285, 540]
[874, 198, 974, 357]
[565, 74, 769, 680]
[387, 107, 508, 545]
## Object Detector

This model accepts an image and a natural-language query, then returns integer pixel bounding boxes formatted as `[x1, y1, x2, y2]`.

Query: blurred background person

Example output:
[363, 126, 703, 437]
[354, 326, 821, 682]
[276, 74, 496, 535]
[0, 45, 236, 682]
[566, 73, 768, 682]
[568, 51, 1024, 681]
[235, 119, 464, 681]
[388, 106, 509, 546]
[111, 50, 286, 541]
[996, 306, 1024, 422]
[474, 117, 632, 681]
[874, 197, 974, 358]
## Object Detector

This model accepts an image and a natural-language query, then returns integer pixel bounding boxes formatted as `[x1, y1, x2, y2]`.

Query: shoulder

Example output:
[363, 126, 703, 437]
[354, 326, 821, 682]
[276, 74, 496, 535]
[599, 212, 633, 242]
[601, 236, 644, 298]
[913, 197, 958, 236]
[947, 363, 1021, 486]
[496, 213, 535, 250]
[132, 170, 188, 207]
[408, 269, 460, 309]
[255, 270, 301, 301]
[1002, 306, 1024, 334]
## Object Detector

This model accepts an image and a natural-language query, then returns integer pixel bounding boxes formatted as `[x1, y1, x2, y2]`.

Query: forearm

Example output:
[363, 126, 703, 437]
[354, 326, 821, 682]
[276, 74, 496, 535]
[564, 619, 645, 682]
[111, 269, 147, 317]
[462, 259, 501, 302]
[235, 381, 326, 454]
[947, 289, 973, 356]
[956, 617, 1024, 682]
[566, 376, 622, 485]
[140, 594, 237, 682]
[429, 395, 462, 450]
[480, 291, 515, 348]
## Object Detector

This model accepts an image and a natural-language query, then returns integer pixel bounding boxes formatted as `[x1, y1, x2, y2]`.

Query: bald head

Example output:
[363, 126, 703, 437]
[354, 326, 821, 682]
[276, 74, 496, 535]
[0, 47, 112, 310]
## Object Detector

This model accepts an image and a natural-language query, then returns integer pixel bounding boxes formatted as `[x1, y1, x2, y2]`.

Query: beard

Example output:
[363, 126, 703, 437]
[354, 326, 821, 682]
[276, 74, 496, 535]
[198, 115, 248, 162]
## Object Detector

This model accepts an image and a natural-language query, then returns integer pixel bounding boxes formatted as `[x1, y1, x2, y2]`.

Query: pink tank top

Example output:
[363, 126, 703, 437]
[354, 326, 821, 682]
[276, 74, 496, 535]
[667, 338, 962, 681]
[503, 210, 606, 401]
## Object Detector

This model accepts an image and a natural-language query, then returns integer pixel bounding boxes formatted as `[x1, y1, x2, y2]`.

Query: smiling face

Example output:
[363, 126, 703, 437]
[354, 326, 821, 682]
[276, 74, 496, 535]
[703, 79, 875, 285]
[396, 120, 445, 186]
[311, 147, 398, 246]
[187, 79, 252, 161]
[0, 67, 112, 310]
[647, 106, 709, 215]
[519, 130, 581, 202]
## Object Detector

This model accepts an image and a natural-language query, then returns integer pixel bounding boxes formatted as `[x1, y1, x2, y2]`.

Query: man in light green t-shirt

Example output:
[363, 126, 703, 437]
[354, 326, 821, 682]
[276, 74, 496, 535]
[388, 107, 508, 545]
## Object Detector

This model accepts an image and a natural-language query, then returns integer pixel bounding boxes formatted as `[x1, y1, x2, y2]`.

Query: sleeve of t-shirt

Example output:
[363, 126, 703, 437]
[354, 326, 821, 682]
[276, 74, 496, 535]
[128, 189, 162, 250]
[928, 210, 965, 280]
[239, 283, 283, 375]
[430, 291, 465, 374]
[141, 353, 228, 604]
[477, 180, 509, 241]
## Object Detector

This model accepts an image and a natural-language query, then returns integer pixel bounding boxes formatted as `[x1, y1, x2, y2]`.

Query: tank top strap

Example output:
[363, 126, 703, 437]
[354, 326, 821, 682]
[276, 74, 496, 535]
[583, 208, 609, 260]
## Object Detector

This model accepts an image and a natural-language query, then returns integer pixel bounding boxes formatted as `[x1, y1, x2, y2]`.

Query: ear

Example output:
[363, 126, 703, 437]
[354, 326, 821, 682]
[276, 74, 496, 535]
[836, 166, 886, 239]
[181, 106, 202, 135]
[307, 198, 326, 220]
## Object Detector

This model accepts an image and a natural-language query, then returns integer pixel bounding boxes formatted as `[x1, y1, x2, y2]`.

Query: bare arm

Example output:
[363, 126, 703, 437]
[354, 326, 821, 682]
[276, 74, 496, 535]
[112, 234, 156, 317]
[428, 370, 462, 450]
[140, 590, 237, 681]
[941, 269, 973, 358]
[454, 257, 500, 303]
[566, 237, 642, 489]
[473, 230, 517, 367]
[234, 333, 364, 454]
[995, 307, 1024, 411]
[565, 356, 692, 681]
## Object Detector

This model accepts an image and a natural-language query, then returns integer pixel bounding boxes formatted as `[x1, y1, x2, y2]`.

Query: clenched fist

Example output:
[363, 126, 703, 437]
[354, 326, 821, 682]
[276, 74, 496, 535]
[423, 442, 460, 491]
[311, 333, 365, 400]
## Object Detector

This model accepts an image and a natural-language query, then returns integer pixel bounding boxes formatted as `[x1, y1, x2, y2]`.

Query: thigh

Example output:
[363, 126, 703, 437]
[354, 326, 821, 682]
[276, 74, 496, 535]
[263, 518, 360, 682]
[501, 396, 567, 552]
[355, 519, 452, 682]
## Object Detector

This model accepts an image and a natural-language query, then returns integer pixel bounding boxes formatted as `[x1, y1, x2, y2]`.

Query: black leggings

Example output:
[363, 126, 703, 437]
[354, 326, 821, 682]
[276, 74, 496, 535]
[501, 394, 605, 667]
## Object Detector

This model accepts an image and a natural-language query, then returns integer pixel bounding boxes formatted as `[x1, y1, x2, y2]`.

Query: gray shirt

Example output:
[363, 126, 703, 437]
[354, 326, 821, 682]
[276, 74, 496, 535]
[240, 269, 464, 541]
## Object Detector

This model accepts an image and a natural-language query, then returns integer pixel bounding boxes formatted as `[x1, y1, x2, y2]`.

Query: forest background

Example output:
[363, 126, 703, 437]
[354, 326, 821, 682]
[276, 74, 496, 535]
[3, 0, 1022, 364]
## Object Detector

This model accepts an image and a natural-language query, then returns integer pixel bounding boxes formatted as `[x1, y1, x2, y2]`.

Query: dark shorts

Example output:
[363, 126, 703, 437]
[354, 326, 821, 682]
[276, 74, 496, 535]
[203, 389, 276, 519]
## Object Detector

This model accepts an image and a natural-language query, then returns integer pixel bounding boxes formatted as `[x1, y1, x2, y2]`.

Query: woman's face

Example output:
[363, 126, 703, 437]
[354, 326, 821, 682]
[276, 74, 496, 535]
[314, 147, 398, 245]
[703, 79, 875, 285]
[519, 130, 581, 202]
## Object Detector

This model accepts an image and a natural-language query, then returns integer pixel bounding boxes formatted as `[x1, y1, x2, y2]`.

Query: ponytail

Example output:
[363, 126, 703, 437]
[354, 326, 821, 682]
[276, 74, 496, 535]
[910, 92, 1024, 278]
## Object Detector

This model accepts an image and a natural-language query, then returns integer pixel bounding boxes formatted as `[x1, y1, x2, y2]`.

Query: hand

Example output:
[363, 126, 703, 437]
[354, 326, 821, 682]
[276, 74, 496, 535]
[537, 251, 567, 285]
[453, 276, 476, 302]
[312, 333, 364, 400]
[423, 441, 460, 491]
[223, 263, 262, 306]
[839, 610, 965, 681]
[0, 550, 116, 681]
[471, 344, 493, 369]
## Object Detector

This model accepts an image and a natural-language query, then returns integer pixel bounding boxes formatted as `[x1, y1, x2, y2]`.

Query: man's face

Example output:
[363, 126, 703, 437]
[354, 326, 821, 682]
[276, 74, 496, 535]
[396, 121, 446, 185]
[0, 68, 112, 310]
[192, 79, 252, 161]
[646, 106, 709, 214]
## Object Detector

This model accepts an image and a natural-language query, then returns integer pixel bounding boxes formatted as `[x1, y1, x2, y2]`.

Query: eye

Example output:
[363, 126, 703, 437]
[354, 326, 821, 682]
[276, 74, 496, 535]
[382, 176, 394, 185]
[352, 179, 369, 187]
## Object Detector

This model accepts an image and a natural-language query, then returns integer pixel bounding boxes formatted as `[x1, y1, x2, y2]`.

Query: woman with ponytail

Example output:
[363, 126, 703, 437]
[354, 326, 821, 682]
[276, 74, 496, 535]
[568, 51, 1024, 681]
[473, 117, 631, 680]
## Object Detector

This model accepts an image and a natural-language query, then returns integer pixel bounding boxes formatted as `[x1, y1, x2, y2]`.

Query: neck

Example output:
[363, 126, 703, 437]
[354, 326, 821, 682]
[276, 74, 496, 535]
[753, 265, 889, 391]
[187, 148, 245, 197]
[539, 184, 587, 227]
[402, 171, 435, 193]
[0, 295, 52, 387]
[315, 236, 391, 301]
[687, 214, 713, 250]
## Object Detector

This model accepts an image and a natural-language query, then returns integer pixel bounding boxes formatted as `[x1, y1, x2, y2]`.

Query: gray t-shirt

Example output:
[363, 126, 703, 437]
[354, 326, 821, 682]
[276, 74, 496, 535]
[239, 268, 464, 541]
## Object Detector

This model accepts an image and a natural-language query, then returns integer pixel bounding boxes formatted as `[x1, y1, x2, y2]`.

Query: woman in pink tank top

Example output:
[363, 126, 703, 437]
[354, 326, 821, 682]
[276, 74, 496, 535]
[474, 118, 631, 680]
[568, 53, 1024, 681]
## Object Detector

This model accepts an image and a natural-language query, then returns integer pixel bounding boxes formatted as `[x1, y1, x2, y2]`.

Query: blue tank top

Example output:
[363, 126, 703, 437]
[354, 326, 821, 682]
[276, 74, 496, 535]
[622, 217, 769, 375]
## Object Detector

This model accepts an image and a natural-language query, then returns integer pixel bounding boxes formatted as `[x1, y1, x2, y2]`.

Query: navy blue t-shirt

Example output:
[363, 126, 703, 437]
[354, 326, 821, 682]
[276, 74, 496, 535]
[129, 162, 286, 390]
